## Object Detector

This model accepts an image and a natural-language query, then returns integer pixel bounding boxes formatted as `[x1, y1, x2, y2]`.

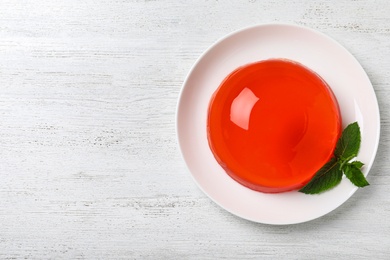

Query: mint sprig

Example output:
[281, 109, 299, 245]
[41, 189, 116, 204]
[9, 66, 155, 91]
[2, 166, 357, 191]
[299, 122, 369, 194]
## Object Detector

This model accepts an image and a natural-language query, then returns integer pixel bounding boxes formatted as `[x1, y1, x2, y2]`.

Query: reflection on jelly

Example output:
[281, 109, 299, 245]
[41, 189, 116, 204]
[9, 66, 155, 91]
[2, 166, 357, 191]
[207, 59, 341, 193]
[230, 88, 259, 130]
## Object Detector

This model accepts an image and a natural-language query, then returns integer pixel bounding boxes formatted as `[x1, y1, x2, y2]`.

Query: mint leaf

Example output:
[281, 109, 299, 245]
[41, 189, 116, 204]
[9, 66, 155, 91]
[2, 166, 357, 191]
[351, 160, 364, 169]
[334, 122, 361, 160]
[299, 158, 343, 194]
[299, 122, 369, 195]
[344, 163, 369, 187]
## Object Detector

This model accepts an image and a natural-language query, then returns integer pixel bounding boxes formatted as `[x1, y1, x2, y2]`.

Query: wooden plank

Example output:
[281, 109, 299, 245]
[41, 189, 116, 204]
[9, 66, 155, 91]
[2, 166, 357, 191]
[0, 0, 389, 258]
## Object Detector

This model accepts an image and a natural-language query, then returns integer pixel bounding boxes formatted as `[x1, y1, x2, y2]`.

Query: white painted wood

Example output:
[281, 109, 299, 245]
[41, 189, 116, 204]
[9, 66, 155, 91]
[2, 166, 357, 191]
[0, 0, 389, 258]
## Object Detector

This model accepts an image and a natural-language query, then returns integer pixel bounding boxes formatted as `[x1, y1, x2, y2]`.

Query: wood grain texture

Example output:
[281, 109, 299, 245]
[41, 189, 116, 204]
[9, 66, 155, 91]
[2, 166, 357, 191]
[0, 0, 389, 258]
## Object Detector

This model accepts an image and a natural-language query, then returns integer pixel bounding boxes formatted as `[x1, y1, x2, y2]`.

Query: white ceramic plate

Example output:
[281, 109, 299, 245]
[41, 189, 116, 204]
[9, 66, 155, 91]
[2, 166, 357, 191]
[176, 24, 380, 225]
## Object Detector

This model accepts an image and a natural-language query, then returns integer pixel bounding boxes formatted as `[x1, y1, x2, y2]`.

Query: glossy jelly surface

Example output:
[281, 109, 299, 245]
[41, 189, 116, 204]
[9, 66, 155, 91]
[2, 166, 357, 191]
[207, 59, 342, 193]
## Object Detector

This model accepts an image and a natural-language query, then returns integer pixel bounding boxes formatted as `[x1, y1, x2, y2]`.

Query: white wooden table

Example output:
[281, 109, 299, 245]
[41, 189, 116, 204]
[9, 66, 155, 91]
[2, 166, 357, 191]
[0, 1, 389, 258]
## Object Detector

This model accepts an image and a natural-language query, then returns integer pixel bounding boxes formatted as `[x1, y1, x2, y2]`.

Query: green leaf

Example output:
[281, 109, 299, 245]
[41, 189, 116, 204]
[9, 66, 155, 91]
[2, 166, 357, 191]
[343, 164, 369, 187]
[334, 122, 361, 160]
[299, 158, 343, 194]
[300, 122, 369, 195]
[351, 160, 364, 169]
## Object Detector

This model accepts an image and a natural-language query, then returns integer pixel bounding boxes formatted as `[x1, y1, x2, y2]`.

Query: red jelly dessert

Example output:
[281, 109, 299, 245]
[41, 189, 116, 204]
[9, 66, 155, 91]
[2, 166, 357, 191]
[207, 59, 341, 193]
